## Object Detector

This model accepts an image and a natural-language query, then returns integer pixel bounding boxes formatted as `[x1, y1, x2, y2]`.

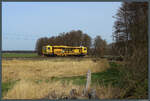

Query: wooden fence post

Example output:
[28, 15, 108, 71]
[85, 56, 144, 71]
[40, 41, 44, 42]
[83, 69, 91, 96]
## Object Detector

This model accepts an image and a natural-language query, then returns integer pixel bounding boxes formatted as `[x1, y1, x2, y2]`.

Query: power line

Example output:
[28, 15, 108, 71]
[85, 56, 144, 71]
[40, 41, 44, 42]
[2, 32, 50, 40]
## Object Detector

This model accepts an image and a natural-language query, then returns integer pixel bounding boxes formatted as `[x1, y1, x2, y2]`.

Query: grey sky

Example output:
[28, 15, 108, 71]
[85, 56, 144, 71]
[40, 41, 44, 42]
[2, 2, 121, 50]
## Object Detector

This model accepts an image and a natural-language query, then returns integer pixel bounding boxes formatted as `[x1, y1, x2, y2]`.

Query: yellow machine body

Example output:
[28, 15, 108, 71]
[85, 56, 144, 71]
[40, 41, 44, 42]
[42, 45, 87, 56]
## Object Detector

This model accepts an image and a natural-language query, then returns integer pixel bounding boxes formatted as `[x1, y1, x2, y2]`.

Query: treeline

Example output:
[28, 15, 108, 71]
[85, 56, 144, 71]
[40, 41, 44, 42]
[113, 2, 148, 98]
[35, 30, 108, 57]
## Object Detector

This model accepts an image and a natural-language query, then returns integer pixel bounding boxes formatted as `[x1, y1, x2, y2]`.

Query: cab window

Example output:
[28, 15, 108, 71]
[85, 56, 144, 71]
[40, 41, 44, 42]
[48, 47, 50, 50]
[84, 48, 86, 50]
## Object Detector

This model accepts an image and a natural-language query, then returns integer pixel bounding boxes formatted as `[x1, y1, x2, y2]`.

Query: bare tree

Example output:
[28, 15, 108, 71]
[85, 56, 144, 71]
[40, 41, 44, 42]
[93, 36, 107, 57]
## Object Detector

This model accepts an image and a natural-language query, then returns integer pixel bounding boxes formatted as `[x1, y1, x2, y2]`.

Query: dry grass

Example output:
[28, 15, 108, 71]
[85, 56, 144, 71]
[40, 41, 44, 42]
[95, 84, 123, 99]
[3, 80, 122, 99]
[3, 80, 83, 99]
[3, 80, 74, 99]
[2, 58, 109, 82]
[2, 58, 114, 99]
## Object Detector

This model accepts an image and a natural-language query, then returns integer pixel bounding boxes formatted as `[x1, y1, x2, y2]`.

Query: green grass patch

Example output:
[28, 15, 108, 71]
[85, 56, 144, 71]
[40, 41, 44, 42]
[47, 62, 125, 87]
[91, 67, 125, 87]
[2, 53, 38, 58]
[49, 76, 87, 85]
[2, 80, 20, 97]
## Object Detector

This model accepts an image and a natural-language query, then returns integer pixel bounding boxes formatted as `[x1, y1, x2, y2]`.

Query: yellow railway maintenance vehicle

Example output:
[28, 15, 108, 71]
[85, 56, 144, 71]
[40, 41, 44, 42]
[42, 45, 87, 56]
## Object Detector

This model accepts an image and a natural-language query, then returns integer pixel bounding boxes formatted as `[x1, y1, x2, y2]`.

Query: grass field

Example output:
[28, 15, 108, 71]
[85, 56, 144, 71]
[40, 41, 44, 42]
[2, 53, 38, 58]
[2, 57, 125, 99]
